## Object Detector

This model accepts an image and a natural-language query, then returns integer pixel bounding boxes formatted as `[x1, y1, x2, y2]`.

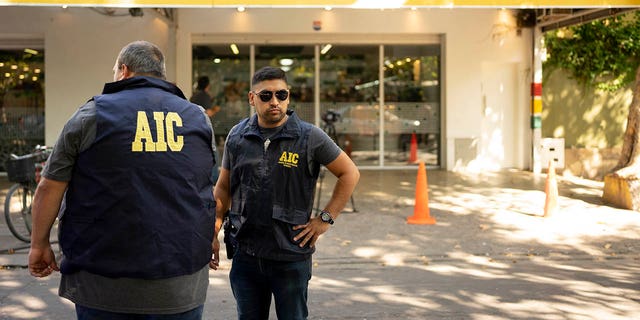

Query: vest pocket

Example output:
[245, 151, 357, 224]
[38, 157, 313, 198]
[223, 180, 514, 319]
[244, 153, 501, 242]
[271, 206, 312, 254]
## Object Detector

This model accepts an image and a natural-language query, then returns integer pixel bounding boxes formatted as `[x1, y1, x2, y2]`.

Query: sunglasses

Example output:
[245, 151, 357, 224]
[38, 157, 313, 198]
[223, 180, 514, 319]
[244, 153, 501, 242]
[253, 89, 289, 102]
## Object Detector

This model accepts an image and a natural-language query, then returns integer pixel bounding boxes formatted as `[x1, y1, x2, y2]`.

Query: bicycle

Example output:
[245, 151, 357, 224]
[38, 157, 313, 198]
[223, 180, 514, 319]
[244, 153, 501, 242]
[4, 145, 51, 243]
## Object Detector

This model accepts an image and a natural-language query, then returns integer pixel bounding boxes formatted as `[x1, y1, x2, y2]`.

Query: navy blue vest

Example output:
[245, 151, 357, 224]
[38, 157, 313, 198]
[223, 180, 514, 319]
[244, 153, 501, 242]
[226, 110, 320, 261]
[60, 77, 216, 279]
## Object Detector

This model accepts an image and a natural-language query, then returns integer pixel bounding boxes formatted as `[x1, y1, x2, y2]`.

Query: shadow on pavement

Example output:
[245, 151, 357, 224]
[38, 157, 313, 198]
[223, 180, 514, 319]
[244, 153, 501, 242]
[2, 169, 640, 319]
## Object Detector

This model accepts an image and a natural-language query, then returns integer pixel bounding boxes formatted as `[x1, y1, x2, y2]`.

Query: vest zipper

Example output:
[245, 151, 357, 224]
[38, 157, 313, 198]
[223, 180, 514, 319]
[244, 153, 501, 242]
[263, 138, 271, 152]
[262, 138, 271, 180]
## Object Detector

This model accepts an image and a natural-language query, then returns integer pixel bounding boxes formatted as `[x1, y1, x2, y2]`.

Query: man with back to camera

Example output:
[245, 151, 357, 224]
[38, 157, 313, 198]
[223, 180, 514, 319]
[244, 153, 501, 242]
[28, 40, 219, 319]
[213, 66, 360, 320]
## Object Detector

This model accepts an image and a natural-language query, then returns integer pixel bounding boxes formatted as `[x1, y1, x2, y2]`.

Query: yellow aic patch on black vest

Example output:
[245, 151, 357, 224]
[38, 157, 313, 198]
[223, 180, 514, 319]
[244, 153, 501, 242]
[131, 111, 184, 152]
[278, 151, 299, 168]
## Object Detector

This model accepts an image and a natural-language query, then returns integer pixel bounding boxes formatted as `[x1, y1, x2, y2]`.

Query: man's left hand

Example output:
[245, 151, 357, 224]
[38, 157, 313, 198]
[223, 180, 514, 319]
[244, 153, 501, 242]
[28, 246, 59, 277]
[292, 217, 330, 248]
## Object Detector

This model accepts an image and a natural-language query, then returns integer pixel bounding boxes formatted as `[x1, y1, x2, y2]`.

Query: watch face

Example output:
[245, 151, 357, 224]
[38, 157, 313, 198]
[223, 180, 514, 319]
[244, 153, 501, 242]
[321, 211, 333, 224]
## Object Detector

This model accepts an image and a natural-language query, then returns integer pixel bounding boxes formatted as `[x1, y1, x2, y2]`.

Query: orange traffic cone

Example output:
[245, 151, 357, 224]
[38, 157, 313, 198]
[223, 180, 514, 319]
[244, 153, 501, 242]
[408, 132, 418, 163]
[543, 159, 558, 217]
[407, 161, 436, 225]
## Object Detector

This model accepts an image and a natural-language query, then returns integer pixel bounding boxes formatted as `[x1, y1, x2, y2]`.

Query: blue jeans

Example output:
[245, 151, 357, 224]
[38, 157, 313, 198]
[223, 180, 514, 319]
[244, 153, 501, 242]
[75, 304, 203, 320]
[230, 251, 312, 320]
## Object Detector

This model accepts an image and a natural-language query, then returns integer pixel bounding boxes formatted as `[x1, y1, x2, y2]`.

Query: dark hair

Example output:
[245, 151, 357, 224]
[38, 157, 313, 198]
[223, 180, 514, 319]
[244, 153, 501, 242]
[116, 40, 166, 79]
[196, 76, 210, 90]
[251, 66, 287, 88]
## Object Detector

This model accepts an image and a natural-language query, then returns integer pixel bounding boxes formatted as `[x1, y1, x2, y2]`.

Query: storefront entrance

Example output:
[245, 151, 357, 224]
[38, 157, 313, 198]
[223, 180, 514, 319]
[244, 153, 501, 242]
[192, 38, 442, 168]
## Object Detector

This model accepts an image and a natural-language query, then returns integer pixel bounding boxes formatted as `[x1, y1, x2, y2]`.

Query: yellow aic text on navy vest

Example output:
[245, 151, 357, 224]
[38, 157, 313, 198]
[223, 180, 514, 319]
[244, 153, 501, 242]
[278, 151, 299, 168]
[132, 111, 184, 152]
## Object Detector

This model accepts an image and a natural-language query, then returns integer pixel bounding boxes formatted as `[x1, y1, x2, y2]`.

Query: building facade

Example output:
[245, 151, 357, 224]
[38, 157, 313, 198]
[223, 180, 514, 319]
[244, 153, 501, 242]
[0, 6, 533, 171]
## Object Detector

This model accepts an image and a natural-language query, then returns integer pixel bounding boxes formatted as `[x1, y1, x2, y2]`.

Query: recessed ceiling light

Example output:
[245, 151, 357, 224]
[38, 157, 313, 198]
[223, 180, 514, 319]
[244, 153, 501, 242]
[320, 44, 332, 55]
[230, 44, 239, 55]
[279, 58, 294, 66]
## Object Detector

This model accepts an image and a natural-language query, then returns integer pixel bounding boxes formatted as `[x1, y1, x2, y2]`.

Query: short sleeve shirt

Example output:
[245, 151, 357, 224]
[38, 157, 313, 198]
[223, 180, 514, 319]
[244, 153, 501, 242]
[47, 100, 215, 314]
[222, 120, 341, 171]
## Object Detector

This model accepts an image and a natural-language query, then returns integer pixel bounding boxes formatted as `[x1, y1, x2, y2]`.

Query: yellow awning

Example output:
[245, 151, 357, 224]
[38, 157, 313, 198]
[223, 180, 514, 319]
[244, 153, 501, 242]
[1, 0, 638, 7]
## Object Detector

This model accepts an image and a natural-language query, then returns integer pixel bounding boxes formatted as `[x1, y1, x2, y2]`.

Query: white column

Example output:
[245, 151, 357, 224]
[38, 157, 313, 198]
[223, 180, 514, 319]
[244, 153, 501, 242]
[314, 45, 321, 127]
[378, 45, 385, 167]
[532, 27, 544, 174]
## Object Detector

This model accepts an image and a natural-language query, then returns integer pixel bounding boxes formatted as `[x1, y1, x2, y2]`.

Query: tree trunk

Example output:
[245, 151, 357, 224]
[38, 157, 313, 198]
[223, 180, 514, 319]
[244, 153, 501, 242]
[603, 65, 640, 210]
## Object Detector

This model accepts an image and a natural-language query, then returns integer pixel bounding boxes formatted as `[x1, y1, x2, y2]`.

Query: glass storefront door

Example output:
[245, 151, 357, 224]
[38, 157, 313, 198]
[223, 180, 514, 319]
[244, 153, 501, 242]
[383, 45, 441, 166]
[319, 45, 379, 165]
[192, 41, 441, 168]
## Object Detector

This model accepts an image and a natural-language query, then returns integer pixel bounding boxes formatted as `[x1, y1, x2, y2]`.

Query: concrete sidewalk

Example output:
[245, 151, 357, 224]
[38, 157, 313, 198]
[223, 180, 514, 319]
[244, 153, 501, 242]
[1, 169, 640, 319]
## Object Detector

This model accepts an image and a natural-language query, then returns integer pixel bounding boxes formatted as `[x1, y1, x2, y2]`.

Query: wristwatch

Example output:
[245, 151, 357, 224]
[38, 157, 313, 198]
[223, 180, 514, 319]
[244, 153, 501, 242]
[319, 210, 335, 225]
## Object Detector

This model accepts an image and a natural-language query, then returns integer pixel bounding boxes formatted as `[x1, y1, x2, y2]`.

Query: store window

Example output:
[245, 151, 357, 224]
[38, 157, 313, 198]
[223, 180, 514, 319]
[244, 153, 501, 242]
[319, 45, 379, 165]
[384, 45, 441, 166]
[191, 41, 442, 168]
[0, 48, 45, 170]
[192, 44, 250, 148]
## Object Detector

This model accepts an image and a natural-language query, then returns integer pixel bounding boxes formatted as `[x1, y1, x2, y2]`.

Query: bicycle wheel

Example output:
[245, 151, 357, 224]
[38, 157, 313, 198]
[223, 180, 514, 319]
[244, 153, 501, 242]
[4, 183, 35, 243]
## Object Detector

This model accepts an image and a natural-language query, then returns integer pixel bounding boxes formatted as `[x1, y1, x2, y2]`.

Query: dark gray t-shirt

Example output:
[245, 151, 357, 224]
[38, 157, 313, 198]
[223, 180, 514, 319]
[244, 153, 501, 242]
[222, 120, 342, 171]
[189, 90, 213, 110]
[44, 100, 215, 314]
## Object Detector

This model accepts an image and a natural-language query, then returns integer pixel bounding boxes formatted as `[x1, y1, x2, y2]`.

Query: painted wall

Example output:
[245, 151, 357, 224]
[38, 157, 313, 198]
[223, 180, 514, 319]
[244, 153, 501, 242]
[542, 69, 630, 148]
[0, 6, 175, 145]
[176, 8, 533, 170]
[542, 68, 631, 179]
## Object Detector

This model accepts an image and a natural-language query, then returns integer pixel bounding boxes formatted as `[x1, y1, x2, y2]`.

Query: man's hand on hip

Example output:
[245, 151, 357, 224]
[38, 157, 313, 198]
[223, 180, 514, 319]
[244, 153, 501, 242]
[292, 217, 330, 248]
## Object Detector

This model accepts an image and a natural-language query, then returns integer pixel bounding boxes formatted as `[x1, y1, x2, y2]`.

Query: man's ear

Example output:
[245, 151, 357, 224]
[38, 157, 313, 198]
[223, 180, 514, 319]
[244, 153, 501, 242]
[121, 64, 134, 79]
[248, 92, 254, 106]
